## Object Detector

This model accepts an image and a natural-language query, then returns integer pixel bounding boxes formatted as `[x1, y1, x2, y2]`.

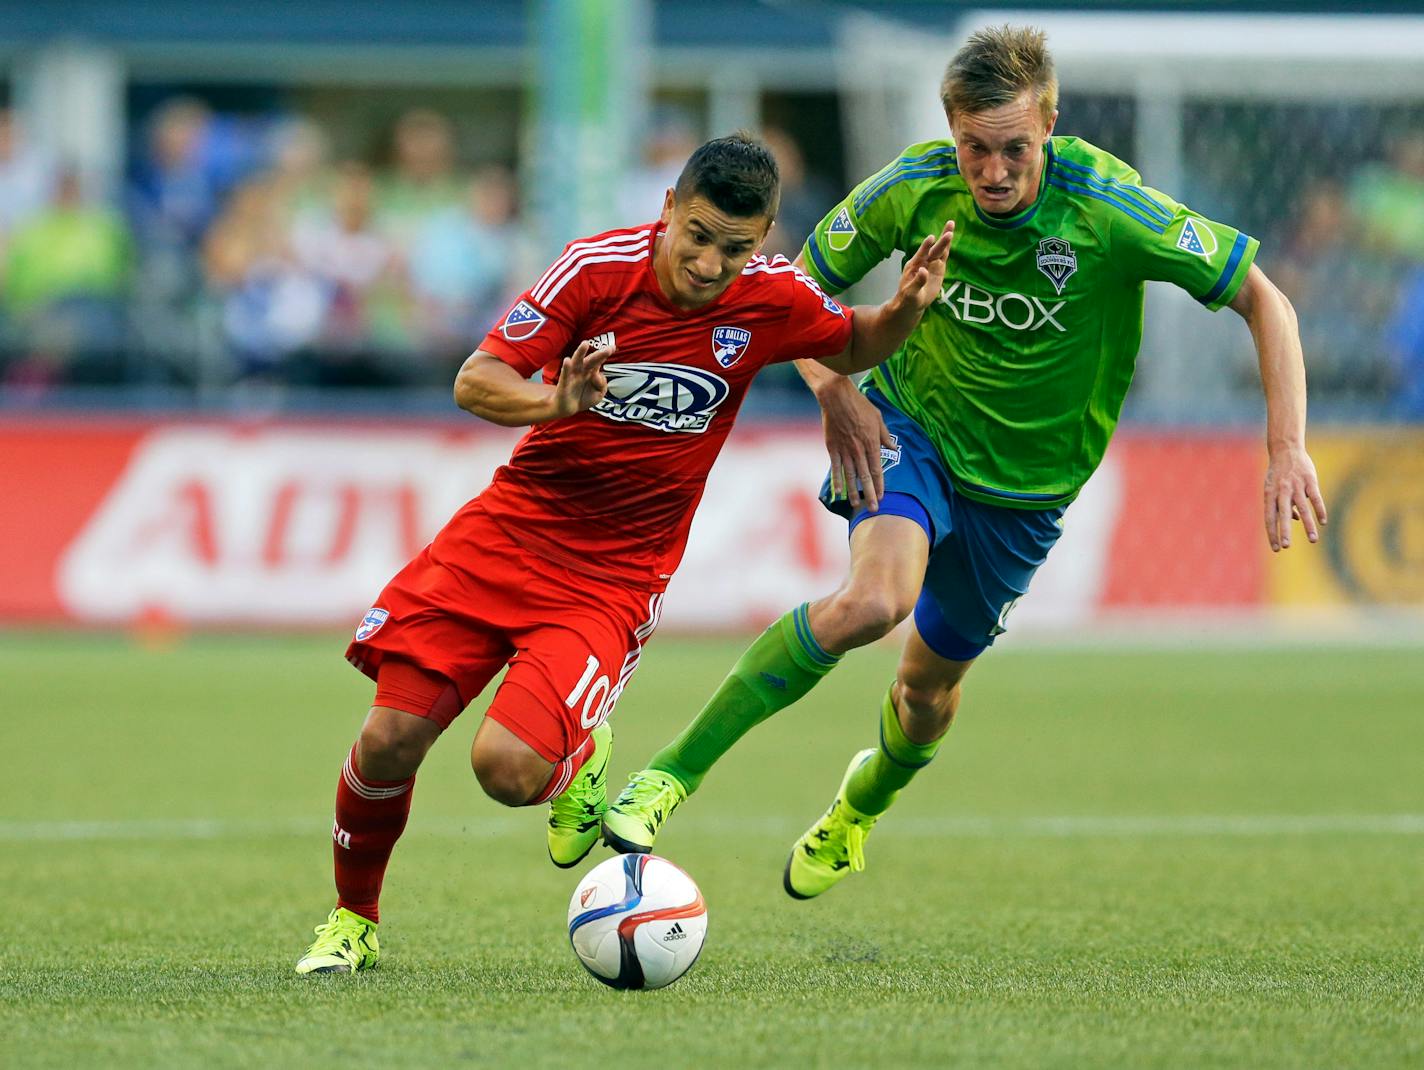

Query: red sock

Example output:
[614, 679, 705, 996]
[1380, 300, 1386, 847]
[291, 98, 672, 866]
[332, 744, 414, 924]
[529, 731, 598, 805]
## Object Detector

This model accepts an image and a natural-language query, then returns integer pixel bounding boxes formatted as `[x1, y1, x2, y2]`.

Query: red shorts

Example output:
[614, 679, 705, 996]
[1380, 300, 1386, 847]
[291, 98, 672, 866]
[346, 500, 664, 763]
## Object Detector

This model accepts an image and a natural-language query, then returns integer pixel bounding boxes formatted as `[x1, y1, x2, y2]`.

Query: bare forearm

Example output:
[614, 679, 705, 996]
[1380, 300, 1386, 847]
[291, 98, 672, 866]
[840, 299, 921, 374]
[794, 357, 851, 399]
[454, 352, 559, 426]
[1238, 271, 1308, 450]
[1261, 315, 1306, 452]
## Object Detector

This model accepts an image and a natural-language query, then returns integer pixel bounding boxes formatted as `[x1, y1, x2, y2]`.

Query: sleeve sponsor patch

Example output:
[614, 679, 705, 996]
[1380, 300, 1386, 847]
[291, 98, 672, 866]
[500, 300, 548, 341]
[1176, 217, 1217, 258]
[827, 207, 857, 252]
[793, 267, 845, 317]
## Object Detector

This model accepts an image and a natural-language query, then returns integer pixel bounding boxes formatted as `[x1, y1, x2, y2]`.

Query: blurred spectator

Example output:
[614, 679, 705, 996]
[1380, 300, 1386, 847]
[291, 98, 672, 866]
[291, 161, 413, 385]
[0, 109, 58, 240]
[408, 164, 523, 364]
[1387, 267, 1424, 419]
[759, 126, 838, 260]
[2, 168, 132, 385]
[618, 112, 699, 224]
[268, 115, 333, 226]
[204, 175, 324, 380]
[1271, 179, 1398, 400]
[376, 109, 463, 255]
[134, 97, 216, 249]
[127, 97, 275, 384]
[1349, 130, 1424, 262]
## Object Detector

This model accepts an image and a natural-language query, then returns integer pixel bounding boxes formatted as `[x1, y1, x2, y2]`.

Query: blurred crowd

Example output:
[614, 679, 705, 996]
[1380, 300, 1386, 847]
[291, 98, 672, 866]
[0, 99, 839, 401]
[1267, 131, 1424, 419]
[1, 94, 1423, 419]
[0, 101, 531, 394]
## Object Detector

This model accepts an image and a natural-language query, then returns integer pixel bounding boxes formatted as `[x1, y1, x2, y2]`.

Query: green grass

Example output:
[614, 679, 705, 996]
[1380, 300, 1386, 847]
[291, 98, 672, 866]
[2, 633, 1421, 1068]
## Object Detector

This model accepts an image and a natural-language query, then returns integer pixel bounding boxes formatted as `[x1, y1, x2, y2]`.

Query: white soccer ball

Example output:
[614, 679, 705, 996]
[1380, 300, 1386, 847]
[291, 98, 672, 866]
[567, 853, 707, 990]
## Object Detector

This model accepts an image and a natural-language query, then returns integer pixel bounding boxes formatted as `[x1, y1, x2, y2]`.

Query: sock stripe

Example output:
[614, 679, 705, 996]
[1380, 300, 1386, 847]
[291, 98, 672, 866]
[791, 603, 840, 668]
[342, 753, 413, 801]
[878, 718, 936, 769]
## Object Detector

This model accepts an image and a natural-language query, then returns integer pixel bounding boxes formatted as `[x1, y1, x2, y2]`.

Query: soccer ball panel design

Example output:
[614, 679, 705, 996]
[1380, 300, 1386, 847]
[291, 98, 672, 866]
[567, 854, 707, 990]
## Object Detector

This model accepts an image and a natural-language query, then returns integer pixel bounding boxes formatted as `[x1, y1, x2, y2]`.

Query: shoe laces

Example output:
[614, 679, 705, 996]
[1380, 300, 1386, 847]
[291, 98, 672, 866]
[550, 753, 608, 829]
[306, 911, 363, 956]
[844, 820, 867, 872]
[818, 804, 872, 872]
[617, 770, 684, 818]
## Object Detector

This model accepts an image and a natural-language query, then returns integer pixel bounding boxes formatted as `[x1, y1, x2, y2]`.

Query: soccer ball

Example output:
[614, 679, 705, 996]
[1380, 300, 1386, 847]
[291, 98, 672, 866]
[567, 853, 707, 990]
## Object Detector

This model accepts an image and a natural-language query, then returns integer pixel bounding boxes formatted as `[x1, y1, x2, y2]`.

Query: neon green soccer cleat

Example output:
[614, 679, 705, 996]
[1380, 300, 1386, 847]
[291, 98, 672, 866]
[601, 768, 688, 854]
[548, 722, 613, 868]
[784, 749, 879, 900]
[295, 907, 379, 975]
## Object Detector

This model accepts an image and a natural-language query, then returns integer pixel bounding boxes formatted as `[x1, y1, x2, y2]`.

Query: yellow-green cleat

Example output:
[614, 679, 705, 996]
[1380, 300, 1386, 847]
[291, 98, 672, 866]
[295, 907, 379, 974]
[784, 749, 879, 900]
[548, 722, 613, 868]
[602, 768, 688, 854]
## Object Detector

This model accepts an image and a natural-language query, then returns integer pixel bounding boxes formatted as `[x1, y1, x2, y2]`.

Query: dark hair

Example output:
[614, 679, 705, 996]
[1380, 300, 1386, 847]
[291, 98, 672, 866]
[941, 25, 1058, 123]
[673, 133, 780, 220]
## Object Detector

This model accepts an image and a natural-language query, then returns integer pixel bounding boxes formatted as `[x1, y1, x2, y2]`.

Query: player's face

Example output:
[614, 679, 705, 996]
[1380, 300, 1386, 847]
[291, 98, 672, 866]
[654, 190, 772, 309]
[950, 92, 1057, 215]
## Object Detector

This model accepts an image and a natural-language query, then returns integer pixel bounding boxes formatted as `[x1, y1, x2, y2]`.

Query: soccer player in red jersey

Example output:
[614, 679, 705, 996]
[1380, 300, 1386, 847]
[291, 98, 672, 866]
[295, 134, 953, 974]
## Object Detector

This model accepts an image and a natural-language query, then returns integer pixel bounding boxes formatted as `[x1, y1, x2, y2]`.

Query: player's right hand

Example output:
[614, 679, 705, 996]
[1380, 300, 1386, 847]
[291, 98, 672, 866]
[817, 375, 893, 512]
[551, 340, 616, 418]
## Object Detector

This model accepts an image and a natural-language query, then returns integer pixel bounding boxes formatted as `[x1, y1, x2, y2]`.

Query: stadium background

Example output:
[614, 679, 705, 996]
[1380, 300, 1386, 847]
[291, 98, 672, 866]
[4, 5, 1422, 1067]
[0, 0, 1420, 636]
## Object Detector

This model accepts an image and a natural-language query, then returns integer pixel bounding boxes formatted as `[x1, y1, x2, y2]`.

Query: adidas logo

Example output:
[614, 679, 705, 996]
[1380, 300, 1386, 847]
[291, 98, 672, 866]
[662, 922, 688, 942]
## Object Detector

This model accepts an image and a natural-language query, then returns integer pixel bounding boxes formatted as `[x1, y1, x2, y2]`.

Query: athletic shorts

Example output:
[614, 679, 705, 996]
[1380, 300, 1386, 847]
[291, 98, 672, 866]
[345, 500, 664, 763]
[818, 388, 1065, 661]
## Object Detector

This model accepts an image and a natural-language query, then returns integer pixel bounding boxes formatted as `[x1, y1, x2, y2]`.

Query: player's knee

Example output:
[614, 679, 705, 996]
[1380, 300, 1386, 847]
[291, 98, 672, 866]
[835, 584, 916, 645]
[470, 751, 534, 806]
[357, 713, 433, 780]
[469, 738, 545, 807]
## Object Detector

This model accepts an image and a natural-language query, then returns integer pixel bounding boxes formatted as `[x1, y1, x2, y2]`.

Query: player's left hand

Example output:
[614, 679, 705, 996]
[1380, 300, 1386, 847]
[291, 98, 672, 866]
[551, 339, 616, 418]
[892, 221, 955, 316]
[1263, 443, 1327, 552]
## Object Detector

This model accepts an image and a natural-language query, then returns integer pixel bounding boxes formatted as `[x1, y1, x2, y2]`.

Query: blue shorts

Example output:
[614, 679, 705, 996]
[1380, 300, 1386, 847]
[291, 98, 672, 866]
[818, 389, 1065, 661]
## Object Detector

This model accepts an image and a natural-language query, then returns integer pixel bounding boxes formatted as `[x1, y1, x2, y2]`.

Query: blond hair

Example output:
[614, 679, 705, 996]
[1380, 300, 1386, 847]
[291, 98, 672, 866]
[940, 25, 1058, 124]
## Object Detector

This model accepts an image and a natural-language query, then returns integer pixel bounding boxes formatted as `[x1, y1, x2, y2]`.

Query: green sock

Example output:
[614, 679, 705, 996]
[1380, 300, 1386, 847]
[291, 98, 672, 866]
[844, 688, 944, 817]
[650, 603, 841, 793]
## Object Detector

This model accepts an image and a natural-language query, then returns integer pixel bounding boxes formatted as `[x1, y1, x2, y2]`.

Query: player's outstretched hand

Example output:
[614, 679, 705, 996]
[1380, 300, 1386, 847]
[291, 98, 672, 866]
[894, 220, 955, 316]
[1263, 443, 1327, 552]
[551, 340, 616, 418]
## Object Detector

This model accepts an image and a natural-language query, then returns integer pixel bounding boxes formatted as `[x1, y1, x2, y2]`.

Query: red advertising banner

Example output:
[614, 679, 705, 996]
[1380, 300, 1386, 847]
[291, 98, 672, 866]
[7, 418, 1398, 632]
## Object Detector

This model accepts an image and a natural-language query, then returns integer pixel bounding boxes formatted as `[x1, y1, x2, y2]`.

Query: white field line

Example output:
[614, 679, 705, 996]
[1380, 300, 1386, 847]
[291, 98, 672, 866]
[2, 813, 1423, 843]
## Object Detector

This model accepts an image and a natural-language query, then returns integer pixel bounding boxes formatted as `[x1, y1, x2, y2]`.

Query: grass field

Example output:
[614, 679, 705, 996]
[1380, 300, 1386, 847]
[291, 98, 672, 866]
[2, 632, 1421, 1068]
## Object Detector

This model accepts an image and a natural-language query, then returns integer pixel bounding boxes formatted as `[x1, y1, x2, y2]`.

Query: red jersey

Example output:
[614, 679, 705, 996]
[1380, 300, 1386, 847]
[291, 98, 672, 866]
[475, 222, 854, 587]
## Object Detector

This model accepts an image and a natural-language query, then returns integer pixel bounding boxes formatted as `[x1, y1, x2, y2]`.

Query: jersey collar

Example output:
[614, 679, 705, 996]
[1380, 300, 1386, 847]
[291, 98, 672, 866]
[971, 141, 1053, 230]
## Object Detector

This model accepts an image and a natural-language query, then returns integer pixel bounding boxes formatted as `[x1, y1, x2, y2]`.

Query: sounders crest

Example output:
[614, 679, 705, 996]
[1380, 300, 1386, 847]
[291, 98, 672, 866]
[1036, 237, 1077, 295]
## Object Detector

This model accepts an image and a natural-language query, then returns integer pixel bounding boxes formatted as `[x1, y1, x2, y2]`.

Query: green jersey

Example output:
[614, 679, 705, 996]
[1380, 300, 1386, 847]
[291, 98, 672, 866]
[801, 136, 1259, 508]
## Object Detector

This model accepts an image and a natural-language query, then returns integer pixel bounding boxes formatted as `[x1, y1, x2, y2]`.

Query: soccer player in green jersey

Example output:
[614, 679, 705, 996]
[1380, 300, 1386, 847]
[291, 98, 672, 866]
[603, 25, 1328, 898]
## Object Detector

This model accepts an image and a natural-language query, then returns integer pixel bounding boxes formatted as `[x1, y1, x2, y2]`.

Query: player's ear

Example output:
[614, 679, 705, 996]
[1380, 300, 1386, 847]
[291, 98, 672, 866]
[1043, 109, 1059, 142]
[659, 187, 676, 225]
